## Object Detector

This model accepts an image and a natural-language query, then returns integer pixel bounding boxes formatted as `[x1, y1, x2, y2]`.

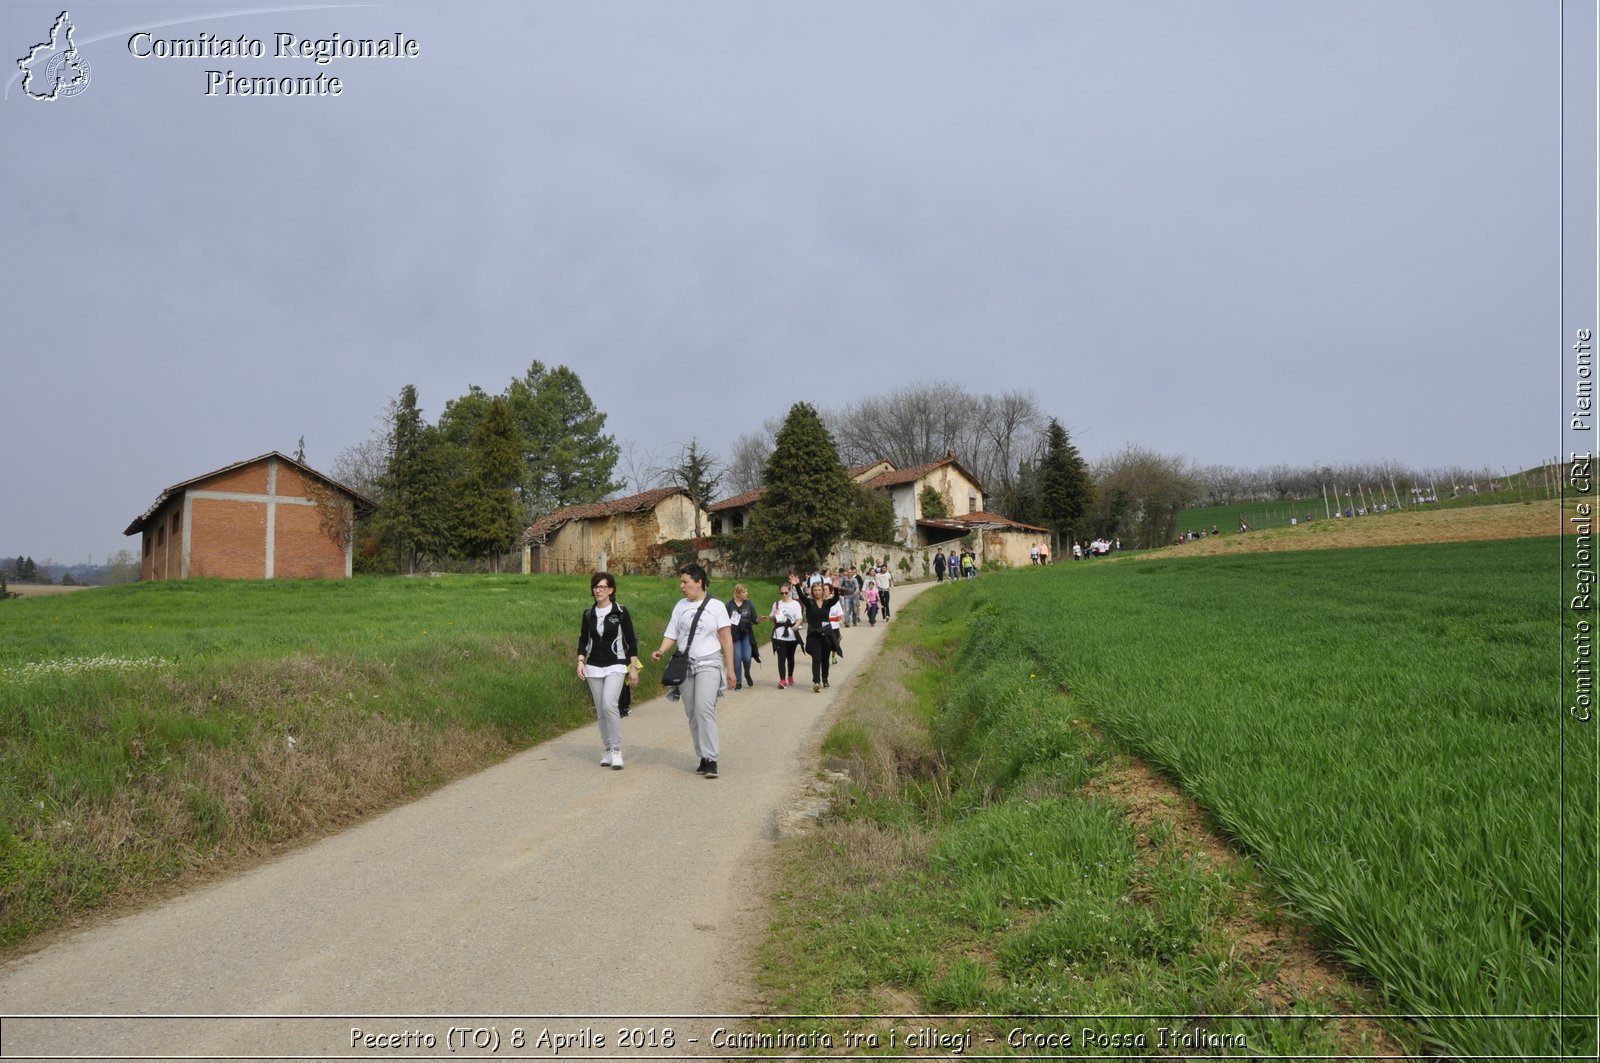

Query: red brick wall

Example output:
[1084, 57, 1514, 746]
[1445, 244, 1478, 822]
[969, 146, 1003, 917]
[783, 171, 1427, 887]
[138, 457, 351, 581]
[274, 501, 345, 579]
[188, 496, 268, 579]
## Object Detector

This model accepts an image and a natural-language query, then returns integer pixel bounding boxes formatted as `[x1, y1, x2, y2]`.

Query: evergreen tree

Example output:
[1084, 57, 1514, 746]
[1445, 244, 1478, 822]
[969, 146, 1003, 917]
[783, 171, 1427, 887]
[918, 484, 950, 519]
[456, 395, 523, 570]
[373, 385, 455, 574]
[745, 403, 855, 572]
[666, 438, 722, 537]
[508, 362, 621, 517]
[846, 484, 897, 542]
[1036, 419, 1095, 552]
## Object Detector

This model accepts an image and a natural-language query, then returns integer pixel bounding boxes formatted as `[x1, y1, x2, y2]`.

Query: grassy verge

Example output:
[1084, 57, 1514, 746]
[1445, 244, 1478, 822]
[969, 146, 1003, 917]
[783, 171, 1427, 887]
[0, 573, 690, 950]
[760, 589, 1404, 1057]
[761, 536, 1592, 1058]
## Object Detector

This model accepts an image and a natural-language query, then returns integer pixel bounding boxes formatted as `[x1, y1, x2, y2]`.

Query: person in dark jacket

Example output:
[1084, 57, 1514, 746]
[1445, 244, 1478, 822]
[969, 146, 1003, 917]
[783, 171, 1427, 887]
[725, 583, 761, 689]
[576, 572, 641, 769]
[801, 580, 842, 692]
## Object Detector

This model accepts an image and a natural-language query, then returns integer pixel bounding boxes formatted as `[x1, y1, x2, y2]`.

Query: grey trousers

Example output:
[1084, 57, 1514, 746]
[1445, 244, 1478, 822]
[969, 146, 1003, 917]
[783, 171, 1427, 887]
[679, 657, 723, 761]
[586, 673, 625, 752]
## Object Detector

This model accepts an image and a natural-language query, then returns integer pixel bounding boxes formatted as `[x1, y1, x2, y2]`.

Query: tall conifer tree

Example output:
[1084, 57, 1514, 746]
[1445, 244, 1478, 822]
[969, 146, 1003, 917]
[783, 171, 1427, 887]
[374, 384, 454, 574]
[745, 403, 854, 572]
[1037, 418, 1095, 552]
[457, 395, 523, 569]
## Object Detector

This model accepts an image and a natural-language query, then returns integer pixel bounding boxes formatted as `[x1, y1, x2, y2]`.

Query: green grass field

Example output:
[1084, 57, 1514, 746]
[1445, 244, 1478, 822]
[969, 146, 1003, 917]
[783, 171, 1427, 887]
[0, 573, 700, 947]
[1180, 468, 1562, 537]
[927, 538, 1592, 1057]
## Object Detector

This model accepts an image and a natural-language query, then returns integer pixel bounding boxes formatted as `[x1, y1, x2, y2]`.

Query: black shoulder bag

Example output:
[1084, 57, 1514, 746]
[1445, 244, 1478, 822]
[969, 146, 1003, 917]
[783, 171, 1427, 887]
[661, 597, 711, 688]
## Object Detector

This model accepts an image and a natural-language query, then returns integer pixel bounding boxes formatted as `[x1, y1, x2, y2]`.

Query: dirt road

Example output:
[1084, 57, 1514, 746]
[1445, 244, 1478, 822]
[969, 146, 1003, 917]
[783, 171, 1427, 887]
[0, 585, 925, 1059]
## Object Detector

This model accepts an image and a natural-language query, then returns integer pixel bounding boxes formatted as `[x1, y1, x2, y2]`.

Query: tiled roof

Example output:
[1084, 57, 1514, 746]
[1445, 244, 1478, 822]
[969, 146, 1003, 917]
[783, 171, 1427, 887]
[124, 451, 375, 536]
[862, 453, 983, 493]
[522, 486, 687, 542]
[707, 487, 765, 511]
[847, 460, 895, 481]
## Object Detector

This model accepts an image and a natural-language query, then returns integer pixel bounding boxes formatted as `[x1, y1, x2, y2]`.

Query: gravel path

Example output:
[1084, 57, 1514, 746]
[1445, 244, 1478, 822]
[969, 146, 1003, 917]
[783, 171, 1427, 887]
[0, 584, 925, 1059]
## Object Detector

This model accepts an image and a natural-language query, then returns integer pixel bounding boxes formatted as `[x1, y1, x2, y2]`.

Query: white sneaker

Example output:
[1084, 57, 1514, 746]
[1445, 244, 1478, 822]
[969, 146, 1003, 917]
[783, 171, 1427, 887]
[600, 751, 614, 767]
[610, 750, 624, 770]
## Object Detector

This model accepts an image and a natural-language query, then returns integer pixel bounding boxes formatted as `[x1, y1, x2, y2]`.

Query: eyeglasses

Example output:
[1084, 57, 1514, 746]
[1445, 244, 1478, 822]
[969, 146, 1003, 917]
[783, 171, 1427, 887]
[594, 584, 613, 591]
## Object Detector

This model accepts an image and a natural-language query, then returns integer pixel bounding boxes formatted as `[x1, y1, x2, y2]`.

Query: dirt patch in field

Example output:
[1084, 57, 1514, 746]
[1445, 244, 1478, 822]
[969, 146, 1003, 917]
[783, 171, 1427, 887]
[1083, 754, 1410, 1058]
[1145, 499, 1564, 559]
[5, 583, 97, 597]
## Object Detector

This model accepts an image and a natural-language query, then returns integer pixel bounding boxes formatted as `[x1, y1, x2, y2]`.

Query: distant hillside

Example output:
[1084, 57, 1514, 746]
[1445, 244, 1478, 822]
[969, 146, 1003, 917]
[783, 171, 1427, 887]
[0, 556, 131, 587]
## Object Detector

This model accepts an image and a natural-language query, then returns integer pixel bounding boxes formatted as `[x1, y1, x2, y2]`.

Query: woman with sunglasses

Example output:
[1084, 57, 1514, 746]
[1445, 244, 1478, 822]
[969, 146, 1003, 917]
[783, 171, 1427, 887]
[769, 582, 803, 688]
[576, 572, 641, 769]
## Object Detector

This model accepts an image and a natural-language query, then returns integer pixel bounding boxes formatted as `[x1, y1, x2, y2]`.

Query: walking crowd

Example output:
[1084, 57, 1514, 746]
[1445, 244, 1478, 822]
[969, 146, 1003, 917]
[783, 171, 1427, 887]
[575, 560, 902, 782]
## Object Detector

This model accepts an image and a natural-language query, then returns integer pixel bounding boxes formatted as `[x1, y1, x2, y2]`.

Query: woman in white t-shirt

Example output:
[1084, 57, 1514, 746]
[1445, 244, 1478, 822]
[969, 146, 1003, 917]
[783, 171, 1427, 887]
[651, 563, 734, 779]
[769, 584, 803, 688]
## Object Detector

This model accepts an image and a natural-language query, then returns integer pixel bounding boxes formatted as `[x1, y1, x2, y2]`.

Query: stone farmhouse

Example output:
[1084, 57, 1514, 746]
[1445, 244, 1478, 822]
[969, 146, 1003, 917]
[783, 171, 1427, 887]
[527, 454, 1048, 575]
[124, 452, 373, 581]
[520, 486, 705, 574]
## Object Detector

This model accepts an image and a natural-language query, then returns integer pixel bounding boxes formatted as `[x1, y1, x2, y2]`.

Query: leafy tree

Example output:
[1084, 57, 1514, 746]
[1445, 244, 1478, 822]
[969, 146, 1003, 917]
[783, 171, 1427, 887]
[663, 438, 722, 537]
[373, 385, 455, 574]
[744, 403, 855, 572]
[508, 362, 621, 518]
[918, 484, 950, 519]
[456, 395, 523, 569]
[1036, 419, 1095, 552]
[846, 484, 897, 542]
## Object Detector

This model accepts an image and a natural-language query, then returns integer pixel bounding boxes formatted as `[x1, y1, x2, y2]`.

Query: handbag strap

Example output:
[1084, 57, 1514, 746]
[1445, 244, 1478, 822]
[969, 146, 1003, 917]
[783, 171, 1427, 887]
[680, 596, 712, 653]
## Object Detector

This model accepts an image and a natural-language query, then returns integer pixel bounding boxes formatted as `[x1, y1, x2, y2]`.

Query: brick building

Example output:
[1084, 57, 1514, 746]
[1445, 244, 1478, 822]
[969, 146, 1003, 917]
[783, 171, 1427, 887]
[124, 452, 373, 581]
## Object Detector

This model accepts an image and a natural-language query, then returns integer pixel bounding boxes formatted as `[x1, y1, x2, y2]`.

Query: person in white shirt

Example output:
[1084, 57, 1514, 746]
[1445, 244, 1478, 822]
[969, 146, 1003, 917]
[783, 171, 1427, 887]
[875, 564, 893, 621]
[651, 563, 734, 778]
[769, 584, 803, 688]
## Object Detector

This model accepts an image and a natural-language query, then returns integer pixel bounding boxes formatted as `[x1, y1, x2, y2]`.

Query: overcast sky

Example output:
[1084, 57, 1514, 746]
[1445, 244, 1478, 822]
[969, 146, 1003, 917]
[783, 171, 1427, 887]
[3, 1, 1591, 565]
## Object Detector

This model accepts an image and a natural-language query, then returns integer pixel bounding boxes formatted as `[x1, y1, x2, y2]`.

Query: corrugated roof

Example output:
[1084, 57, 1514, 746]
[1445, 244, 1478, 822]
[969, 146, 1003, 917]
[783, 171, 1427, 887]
[918, 512, 1048, 534]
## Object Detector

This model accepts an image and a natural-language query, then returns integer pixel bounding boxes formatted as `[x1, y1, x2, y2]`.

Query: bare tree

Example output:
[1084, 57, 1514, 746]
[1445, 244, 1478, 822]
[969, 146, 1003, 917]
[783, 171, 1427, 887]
[330, 432, 388, 498]
[615, 439, 668, 496]
[825, 382, 1043, 508]
[725, 420, 783, 495]
[1092, 445, 1201, 549]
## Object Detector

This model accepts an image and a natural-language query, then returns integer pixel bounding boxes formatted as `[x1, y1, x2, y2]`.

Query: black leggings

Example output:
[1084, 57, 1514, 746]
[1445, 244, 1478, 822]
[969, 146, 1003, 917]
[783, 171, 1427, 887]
[807, 633, 831, 684]
[774, 639, 798, 681]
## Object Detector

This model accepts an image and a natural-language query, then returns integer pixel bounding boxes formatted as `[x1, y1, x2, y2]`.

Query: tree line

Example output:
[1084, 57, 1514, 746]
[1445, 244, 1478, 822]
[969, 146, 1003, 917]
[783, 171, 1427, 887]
[1193, 460, 1529, 507]
[333, 362, 623, 574]
[331, 371, 1245, 573]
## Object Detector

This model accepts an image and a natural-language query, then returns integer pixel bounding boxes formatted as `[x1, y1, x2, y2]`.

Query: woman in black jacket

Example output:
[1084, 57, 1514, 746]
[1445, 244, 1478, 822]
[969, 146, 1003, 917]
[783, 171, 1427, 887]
[800, 581, 841, 692]
[576, 571, 641, 769]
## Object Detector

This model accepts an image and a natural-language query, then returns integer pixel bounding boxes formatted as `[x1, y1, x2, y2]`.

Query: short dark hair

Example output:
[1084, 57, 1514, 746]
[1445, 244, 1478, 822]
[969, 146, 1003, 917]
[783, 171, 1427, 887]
[678, 562, 709, 588]
[590, 571, 618, 593]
